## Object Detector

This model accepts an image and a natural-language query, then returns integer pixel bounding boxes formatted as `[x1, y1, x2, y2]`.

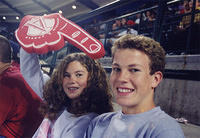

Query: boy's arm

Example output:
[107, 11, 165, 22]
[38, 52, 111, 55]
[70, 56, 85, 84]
[84, 117, 98, 138]
[155, 129, 185, 138]
[0, 87, 13, 126]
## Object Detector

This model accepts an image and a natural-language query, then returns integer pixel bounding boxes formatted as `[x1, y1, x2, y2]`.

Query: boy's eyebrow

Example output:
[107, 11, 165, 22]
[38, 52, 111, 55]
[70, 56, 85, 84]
[128, 64, 141, 67]
[112, 63, 142, 67]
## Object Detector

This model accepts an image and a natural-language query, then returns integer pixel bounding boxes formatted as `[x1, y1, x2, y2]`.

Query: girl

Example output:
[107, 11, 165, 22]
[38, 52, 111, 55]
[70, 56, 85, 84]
[20, 49, 113, 138]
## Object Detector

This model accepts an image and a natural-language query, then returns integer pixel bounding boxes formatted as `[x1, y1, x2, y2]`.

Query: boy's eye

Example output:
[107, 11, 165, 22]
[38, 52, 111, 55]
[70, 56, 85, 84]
[130, 68, 139, 72]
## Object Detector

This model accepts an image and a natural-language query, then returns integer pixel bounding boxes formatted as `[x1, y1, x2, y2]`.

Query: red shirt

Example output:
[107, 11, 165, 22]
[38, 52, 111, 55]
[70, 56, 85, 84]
[0, 66, 43, 137]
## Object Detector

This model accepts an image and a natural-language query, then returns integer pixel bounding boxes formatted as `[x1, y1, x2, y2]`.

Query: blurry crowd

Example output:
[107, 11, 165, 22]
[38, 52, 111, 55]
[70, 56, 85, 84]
[83, 0, 200, 56]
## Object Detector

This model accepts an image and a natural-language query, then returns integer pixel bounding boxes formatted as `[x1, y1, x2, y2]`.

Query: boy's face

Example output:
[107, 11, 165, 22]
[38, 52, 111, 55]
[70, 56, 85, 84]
[110, 49, 162, 114]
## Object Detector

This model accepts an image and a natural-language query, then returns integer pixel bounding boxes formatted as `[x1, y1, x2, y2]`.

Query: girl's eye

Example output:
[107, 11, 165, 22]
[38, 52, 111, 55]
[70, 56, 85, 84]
[112, 67, 120, 72]
[64, 73, 70, 78]
[76, 73, 83, 77]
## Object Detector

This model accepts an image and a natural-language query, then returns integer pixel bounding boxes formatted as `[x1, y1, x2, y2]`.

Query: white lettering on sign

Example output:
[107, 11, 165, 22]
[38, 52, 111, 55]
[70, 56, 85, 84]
[81, 37, 89, 44]
[72, 31, 80, 38]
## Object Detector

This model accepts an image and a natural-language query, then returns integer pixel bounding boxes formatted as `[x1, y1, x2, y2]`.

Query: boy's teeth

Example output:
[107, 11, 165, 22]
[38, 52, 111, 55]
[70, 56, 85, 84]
[118, 88, 133, 93]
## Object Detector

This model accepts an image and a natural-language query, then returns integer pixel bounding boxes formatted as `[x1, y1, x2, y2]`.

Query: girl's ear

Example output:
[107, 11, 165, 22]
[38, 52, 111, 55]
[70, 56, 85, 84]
[151, 71, 163, 88]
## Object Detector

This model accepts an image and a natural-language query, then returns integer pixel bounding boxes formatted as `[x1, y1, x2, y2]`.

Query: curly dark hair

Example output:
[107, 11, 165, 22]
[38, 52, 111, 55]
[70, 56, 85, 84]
[112, 34, 165, 75]
[40, 52, 113, 120]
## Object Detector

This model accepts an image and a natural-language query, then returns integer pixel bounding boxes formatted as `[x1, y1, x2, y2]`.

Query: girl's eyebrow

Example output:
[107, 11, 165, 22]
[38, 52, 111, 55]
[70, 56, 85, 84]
[65, 70, 85, 74]
[112, 63, 119, 66]
[75, 70, 85, 73]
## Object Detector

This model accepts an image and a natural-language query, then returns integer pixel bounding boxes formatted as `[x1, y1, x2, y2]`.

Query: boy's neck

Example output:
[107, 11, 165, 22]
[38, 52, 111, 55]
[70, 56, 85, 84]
[0, 62, 11, 74]
[122, 102, 155, 115]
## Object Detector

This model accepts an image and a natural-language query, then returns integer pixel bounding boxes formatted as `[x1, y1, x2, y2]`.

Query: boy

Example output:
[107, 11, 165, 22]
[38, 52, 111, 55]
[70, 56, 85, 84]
[85, 34, 184, 138]
[0, 35, 43, 137]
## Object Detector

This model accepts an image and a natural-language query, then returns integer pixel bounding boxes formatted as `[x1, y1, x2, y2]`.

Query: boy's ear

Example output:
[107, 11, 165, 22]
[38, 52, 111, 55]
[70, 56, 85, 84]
[152, 71, 163, 88]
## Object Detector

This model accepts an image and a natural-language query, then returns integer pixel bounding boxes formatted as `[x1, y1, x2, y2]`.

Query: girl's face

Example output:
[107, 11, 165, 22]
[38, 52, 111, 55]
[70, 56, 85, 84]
[62, 61, 88, 99]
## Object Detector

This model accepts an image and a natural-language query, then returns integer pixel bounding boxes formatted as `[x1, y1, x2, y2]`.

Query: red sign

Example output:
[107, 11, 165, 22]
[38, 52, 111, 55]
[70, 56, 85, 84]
[15, 13, 105, 59]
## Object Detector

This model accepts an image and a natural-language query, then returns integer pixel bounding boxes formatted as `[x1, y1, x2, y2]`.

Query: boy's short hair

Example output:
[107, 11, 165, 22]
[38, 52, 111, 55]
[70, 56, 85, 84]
[111, 34, 166, 75]
[0, 35, 11, 63]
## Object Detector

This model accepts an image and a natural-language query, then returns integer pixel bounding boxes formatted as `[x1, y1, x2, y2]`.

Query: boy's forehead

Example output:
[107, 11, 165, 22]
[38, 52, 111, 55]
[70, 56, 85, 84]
[112, 48, 150, 66]
[114, 48, 147, 57]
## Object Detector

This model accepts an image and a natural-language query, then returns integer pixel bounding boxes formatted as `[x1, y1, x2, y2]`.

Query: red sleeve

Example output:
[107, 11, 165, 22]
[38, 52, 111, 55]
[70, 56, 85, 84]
[0, 85, 14, 126]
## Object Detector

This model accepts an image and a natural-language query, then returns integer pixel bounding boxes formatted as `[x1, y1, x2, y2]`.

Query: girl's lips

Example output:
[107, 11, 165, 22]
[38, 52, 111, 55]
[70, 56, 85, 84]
[67, 87, 79, 93]
[68, 87, 78, 90]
